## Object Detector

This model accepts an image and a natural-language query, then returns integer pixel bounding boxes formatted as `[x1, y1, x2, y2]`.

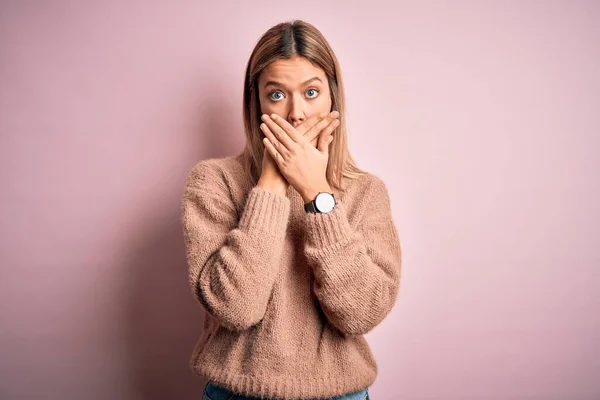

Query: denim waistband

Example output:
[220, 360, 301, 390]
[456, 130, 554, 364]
[202, 381, 370, 400]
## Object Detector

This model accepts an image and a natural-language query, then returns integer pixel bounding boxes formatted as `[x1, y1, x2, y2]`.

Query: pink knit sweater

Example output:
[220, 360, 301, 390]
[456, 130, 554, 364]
[180, 153, 402, 400]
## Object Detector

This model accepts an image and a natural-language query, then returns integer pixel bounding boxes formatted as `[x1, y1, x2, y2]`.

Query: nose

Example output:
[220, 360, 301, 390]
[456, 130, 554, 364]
[287, 95, 305, 128]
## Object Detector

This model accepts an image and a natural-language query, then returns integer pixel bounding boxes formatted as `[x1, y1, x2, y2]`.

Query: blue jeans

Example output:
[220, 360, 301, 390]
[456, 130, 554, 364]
[202, 381, 370, 400]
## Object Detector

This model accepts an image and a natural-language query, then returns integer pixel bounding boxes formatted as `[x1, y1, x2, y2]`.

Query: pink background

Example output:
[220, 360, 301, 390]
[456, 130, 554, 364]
[1, 1, 599, 399]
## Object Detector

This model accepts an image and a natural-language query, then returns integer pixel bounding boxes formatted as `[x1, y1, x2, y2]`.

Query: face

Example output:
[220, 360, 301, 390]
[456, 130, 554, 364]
[257, 56, 332, 129]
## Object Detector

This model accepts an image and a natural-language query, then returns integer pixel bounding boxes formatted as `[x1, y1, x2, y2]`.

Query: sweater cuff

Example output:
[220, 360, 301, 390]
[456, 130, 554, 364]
[303, 201, 354, 248]
[239, 186, 291, 238]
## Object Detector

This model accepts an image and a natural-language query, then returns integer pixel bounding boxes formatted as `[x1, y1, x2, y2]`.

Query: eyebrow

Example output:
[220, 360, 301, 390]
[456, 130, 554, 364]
[263, 76, 323, 89]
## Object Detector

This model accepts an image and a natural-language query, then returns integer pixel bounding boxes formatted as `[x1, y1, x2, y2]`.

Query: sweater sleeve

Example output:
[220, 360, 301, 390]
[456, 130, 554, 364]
[303, 175, 402, 336]
[180, 161, 291, 332]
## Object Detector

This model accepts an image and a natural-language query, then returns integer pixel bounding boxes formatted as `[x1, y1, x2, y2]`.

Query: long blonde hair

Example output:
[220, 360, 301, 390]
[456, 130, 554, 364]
[241, 19, 367, 192]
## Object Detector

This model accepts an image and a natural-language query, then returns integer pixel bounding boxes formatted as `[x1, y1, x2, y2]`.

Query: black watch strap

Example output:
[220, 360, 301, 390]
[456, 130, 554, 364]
[304, 200, 317, 213]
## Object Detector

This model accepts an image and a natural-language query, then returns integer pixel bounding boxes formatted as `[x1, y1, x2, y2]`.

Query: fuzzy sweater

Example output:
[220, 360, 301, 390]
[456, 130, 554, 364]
[180, 153, 402, 400]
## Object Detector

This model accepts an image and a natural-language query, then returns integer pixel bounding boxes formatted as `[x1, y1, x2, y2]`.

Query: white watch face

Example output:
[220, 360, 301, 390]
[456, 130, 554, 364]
[315, 192, 335, 213]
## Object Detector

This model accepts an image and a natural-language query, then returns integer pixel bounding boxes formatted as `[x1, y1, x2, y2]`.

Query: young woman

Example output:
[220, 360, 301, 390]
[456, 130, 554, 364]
[181, 19, 402, 400]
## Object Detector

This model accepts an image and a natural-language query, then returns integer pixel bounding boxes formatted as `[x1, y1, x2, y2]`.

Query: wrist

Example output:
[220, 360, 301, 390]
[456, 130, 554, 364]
[258, 177, 288, 196]
[301, 184, 333, 204]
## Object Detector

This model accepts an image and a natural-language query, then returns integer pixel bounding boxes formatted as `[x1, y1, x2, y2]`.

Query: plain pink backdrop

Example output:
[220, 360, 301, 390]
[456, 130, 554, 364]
[1, 1, 598, 399]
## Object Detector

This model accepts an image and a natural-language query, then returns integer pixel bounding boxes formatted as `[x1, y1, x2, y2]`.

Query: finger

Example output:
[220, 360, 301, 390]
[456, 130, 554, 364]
[321, 118, 340, 138]
[260, 122, 290, 159]
[305, 115, 339, 143]
[297, 111, 328, 133]
[264, 114, 300, 149]
[262, 137, 282, 162]
[312, 117, 339, 149]
[308, 113, 339, 139]
[318, 131, 334, 153]
[265, 113, 303, 146]
[298, 110, 339, 135]
[261, 114, 296, 151]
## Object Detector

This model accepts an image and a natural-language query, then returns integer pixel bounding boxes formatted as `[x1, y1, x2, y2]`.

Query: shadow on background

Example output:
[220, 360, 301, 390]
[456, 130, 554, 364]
[121, 93, 242, 399]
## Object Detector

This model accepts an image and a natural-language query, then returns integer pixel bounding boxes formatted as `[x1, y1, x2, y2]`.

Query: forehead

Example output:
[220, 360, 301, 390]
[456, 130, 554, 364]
[259, 57, 326, 84]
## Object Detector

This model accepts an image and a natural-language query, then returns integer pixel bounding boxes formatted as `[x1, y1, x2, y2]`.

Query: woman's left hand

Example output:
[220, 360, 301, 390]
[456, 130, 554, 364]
[260, 113, 339, 203]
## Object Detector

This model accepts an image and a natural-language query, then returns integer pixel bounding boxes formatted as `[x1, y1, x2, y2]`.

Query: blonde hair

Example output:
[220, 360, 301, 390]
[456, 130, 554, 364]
[241, 19, 367, 192]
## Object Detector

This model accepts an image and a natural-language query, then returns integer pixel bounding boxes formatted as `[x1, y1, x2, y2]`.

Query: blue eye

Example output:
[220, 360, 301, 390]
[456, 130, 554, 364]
[269, 91, 284, 101]
[306, 88, 319, 98]
[267, 88, 320, 102]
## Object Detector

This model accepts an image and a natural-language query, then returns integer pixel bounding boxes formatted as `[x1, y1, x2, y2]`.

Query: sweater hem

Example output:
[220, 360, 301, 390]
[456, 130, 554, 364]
[193, 362, 376, 400]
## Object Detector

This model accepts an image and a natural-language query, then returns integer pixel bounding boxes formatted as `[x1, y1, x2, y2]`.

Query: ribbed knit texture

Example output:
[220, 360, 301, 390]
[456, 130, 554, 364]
[180, 153, 402, 400]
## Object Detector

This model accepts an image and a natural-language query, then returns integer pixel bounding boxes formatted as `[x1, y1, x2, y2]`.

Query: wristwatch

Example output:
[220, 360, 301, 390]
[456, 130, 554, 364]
[304, 191, 336, 213]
